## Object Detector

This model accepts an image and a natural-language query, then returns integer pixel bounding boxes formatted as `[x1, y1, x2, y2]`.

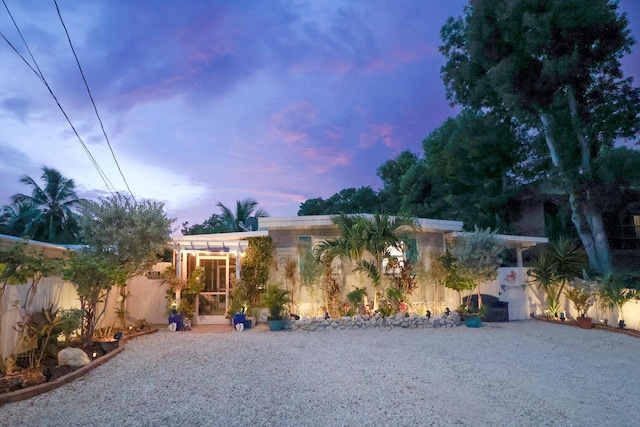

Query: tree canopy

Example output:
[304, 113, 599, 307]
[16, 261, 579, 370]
[77, 194, 174, 277]
[439, 0, 640, 274]
[3, 167, 81, 243]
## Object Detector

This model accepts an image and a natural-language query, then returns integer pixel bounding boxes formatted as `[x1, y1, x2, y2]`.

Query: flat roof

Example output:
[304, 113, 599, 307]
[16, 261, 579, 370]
[258, 215, 464, 232]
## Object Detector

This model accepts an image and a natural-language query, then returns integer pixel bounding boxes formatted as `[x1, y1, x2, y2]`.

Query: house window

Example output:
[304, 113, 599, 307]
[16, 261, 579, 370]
[634, 215, 640, 238]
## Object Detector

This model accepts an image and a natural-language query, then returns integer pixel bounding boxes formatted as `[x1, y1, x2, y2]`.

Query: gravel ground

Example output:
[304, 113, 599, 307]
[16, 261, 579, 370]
[2, 320, 639, 427]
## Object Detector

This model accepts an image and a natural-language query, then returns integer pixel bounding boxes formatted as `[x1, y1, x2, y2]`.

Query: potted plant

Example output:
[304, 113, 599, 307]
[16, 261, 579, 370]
[260, 284, 291, 331]
[565, 278, 595, 329]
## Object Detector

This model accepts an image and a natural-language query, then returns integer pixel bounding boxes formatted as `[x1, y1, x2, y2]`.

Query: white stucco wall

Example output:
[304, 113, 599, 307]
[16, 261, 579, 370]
[1, 276, 80, 361]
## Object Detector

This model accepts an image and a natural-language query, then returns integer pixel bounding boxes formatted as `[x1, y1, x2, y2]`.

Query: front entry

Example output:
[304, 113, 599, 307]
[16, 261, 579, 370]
[197, 255, 231, 324]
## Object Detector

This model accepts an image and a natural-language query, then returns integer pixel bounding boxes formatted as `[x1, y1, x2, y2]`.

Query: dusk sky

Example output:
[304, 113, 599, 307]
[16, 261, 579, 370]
[1, 0, 639, 232]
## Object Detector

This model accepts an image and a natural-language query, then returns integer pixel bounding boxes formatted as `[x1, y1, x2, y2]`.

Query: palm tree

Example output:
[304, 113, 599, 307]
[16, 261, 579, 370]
[0, 200, 40, 237]
[316, 213, 419, 308]
[216, 198, 268, 232]
[11, 167, 81, 243]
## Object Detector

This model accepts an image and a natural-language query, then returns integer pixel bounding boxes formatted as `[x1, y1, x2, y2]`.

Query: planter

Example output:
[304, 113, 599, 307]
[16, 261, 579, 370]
[168, 313, 184, 331]
[576, 316, 593, 330]
[243, 319, 253, 329]
[267, 318, 283, 331]
[464, 315, 482, 328]
[232, 313, 246, 327]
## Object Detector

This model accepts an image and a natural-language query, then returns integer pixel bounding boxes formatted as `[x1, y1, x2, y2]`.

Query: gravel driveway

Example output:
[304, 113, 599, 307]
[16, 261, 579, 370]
[2, 321, 639, 426]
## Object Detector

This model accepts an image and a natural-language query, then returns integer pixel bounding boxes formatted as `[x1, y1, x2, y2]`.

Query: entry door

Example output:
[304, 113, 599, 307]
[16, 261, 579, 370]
[197, 256, 229, 324]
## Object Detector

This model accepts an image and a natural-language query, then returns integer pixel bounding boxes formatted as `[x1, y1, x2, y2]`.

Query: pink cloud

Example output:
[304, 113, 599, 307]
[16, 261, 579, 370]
[301, 146, 352, 173]
[269, 100, 317, 144]
[359, 123, 397, 149]
[324, 125, 344, 140]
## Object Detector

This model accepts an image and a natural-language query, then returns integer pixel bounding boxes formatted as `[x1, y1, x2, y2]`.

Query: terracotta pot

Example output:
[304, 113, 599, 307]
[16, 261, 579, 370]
[576, 316, 593, 329]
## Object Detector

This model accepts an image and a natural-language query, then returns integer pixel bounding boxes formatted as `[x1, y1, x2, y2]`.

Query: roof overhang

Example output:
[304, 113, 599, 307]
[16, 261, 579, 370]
[258, 215, 464, 232]
[169, 230, 268, 252]
[448, 232, 548, 249]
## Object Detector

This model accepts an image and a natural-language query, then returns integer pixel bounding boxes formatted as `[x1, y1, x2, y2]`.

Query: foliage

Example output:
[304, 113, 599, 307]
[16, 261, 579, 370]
[78, 194, 174, 277]
[217, 198, 268, 232]
[565, 279, 596, 318]
[436, 250, 476, 306]
[439, 0, 640, 275]
[297, 186, 386, 216]
[419, 111, 526, 230]
[597, 273, 639, 322]
[0, 240, 62, 370]
[12, 304, 61, 368]
[181, 213, 227, 235]
[260, 284, 291, 320]
[528, 238, 588, 317]
[162, 266, 204, 318]
[445, 227, 505, 309]
[315, 213, 419, 308]
[241, 237, 276, 308]
[282, 256, 299, 312]
[346, 287, 367, 314]
[56, 308, 83, 344]
[63, 249, 126, 347]
[7, 167, 81, 243]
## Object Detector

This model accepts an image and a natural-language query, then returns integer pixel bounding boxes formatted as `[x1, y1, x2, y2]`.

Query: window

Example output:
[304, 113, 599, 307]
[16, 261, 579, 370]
[634, 215, 640, 238]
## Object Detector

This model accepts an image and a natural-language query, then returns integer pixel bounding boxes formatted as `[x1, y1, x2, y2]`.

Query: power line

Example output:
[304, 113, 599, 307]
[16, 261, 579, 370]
[1, 0, 118, 198]
[53, 0, 137, 203]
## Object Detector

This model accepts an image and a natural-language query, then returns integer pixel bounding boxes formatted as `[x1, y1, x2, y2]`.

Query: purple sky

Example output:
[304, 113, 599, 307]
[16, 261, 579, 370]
[1, 0, 639, 232]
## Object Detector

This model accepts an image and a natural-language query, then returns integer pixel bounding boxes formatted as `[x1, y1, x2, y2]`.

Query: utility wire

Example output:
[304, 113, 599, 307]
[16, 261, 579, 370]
[1, 0, 118, 197]
[53, 0, 137, 203]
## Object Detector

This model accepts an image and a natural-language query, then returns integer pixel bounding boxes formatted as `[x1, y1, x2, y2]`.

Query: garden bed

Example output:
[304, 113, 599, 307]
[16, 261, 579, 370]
[534, 317, 640, 338]
[0, 327, 157, 405]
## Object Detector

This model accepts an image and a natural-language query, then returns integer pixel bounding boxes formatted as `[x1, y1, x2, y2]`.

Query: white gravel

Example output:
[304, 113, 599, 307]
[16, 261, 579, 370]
[2, 321, 639, 427]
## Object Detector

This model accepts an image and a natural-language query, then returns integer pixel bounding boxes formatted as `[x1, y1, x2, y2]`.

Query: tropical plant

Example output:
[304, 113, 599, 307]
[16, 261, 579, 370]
[163, 266, 204, 319]
[0, 200, 40, 237]
[346, 287, 367, 315]
[528, 238, 588, 317]
[0, 240, 62, 371]
[282, 256, 299, 312]
[10, 167, 81, 243]
[565, 278, 596, 318]
[217, 198, 268, 232]
[315, 213, 419, 309]
[260, 284, 291, 320]
[241, 237, 276, 308]
[597, 273, 639, 324]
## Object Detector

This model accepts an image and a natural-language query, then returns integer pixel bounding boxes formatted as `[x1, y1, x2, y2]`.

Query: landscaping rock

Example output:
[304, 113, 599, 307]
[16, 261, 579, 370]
[58, 347, 91, 368]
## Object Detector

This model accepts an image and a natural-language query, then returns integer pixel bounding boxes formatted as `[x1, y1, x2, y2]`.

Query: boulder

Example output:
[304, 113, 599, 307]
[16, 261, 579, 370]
[58, 347, 91, 368]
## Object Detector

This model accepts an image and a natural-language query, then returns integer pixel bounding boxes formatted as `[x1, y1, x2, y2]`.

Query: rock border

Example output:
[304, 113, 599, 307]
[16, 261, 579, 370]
[0, 328, 158, 406]
[285, 312, 462, 331]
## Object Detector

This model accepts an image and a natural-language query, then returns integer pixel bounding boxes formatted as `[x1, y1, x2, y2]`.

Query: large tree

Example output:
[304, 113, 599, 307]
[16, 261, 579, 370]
[77, 194, 174, 328]
[440, 0, 640, 274]
[78, 194, 174, 277]
[297, 187, 385, 216]
[10, 167, 81, 243]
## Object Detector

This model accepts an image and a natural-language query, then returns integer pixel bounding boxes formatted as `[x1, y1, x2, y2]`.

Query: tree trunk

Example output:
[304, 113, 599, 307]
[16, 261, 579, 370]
[538, 111, 612, 275]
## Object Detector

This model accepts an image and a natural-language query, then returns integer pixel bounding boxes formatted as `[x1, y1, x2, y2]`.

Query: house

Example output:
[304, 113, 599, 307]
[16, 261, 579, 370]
[169, 215, 548, 325]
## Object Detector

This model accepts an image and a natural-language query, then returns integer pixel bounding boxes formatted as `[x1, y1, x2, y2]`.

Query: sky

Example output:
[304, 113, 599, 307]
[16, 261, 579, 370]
[1, 0, 639, 233]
